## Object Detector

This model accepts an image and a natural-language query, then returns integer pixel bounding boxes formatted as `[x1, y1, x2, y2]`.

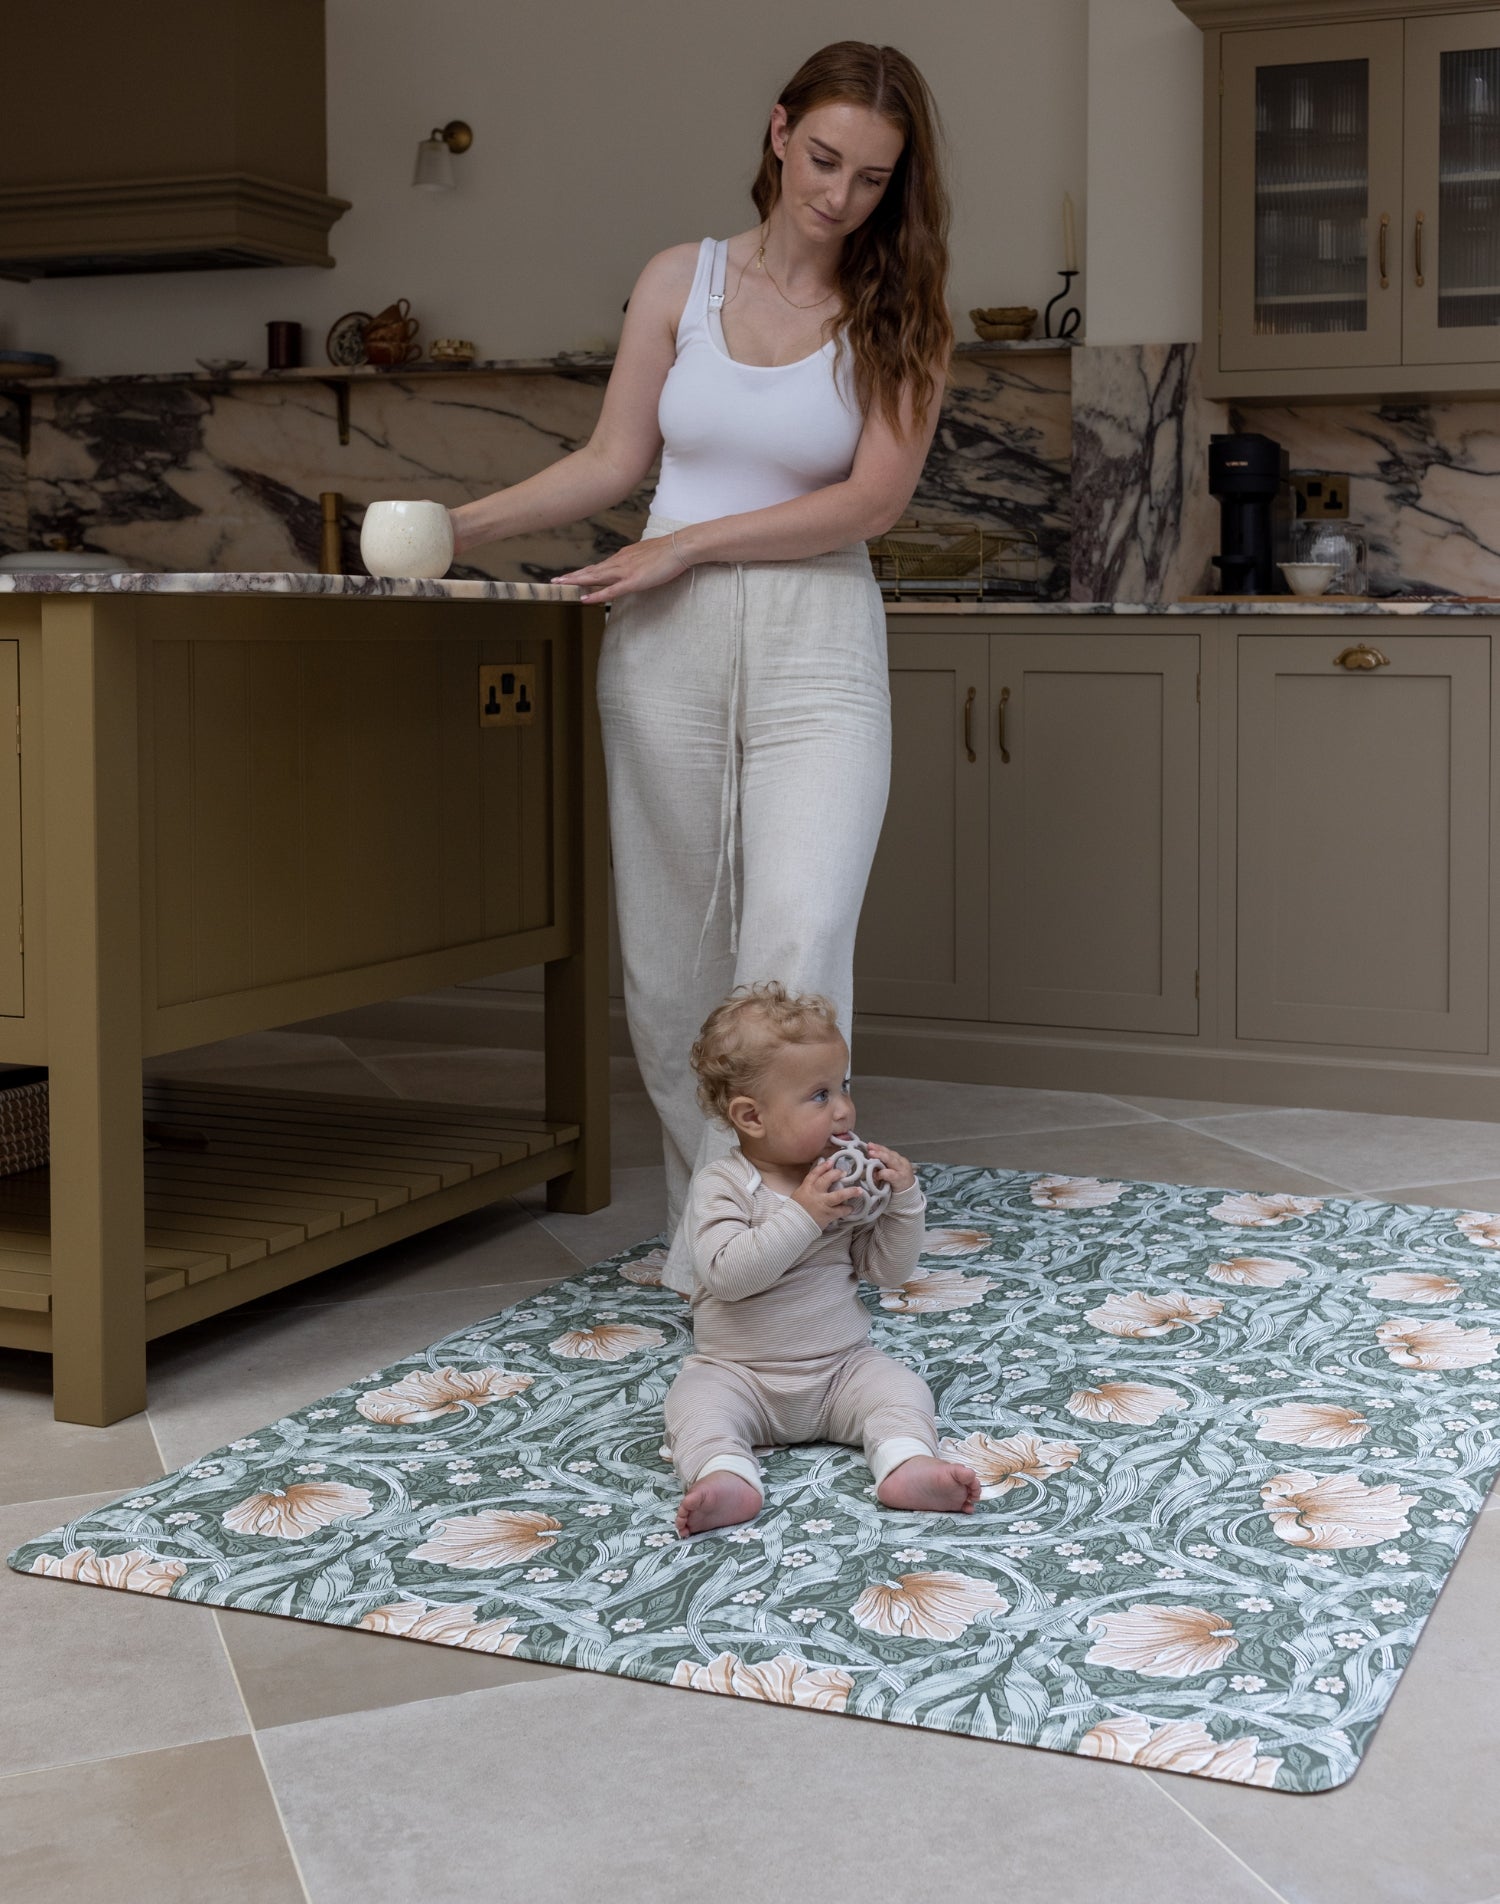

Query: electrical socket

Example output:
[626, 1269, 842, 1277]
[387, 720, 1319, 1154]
[479, 663, 536, 726]
[1292, 471, 1351, 520]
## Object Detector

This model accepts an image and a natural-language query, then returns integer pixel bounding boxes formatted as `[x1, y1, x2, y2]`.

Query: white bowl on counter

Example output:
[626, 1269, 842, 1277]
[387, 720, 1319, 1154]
[360, 500, 454, 579]
[0, 550, 132, 574]
[1278, 561, 1340, 597]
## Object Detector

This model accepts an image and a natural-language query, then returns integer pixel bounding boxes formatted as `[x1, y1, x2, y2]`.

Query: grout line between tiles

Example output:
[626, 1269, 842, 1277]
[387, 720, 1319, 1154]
[209, 1612, 315, 1904]
[1141, 1771, 1295, 1903]
[1167, 1126, 1367, 1195]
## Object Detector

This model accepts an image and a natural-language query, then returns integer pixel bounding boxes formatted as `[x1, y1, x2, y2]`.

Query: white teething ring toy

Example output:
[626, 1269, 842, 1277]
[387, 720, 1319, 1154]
[825, 1131, 892, 1226]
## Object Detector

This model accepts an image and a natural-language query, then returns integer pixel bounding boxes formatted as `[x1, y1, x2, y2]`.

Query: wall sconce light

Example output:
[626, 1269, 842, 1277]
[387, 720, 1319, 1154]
[412, 120, 473, 192]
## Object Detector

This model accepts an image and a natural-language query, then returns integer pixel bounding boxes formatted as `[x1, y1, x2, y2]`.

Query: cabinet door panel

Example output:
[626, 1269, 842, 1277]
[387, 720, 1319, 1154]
[991, 635, 1199, 1035]
[1237, 634, 1490, 1052]
[0, 642, 19, 1016]
[855, 634, 987, 1021]
[1403, 9, 1500, 366]
[1221, 21, 1405, 373]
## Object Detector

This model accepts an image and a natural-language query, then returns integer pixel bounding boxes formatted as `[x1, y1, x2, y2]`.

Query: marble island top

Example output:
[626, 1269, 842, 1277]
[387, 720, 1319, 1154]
[2, 570, 1499, 614]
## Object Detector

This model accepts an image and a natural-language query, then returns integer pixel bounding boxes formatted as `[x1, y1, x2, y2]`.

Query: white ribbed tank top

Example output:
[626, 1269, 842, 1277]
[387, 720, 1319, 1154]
[651, 237, 865, 525]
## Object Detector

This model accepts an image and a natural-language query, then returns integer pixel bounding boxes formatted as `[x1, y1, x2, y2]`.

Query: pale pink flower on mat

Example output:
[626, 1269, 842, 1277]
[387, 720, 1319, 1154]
[938, 1431, 1081, 1496]
[670, 1652, 854, 1711]
[1455, 1211, 1500, 1249]
[1085, 1604, 1238, 1677]
[1376, 1318, 1499, 1370]
[879, 1272, 994, 1314]
[1030, 1175, 1125, 1210]
[408, 1509, 561, 1569]
[221, 1482, 374, 1540]
[548, 1323, 666, 1361]
[921, 1227, 990, 1256]
[356, 1366, 533, 1425]
[357, 1598, 523, 1654]
[1066, 1382, 1186, 1426]
[1253, 1404, 1370, 1449]
[1364, 1273, 1462, 1304]
[619, 1247, 668, 1286]
[1208, 1193, 1324, 1226]
[1204, 1257, 1305, 1288]
[1085, 1291, 1224, 1338]
[1260, 1471, 1416, 1549]
[1078, 1715, 1280, 1786]
[850, 1571, 1009, 1641]
[28, 1547, 188, 1596]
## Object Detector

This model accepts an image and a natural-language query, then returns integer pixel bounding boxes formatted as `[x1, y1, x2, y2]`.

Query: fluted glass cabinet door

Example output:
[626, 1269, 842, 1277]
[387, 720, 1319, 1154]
[1221, 22, 1404, 372]
[1403, 10, 1500, 365]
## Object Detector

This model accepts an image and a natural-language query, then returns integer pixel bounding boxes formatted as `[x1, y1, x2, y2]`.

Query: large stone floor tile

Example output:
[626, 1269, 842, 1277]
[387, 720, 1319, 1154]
[144, 1029, 395, 1097]
[851, 1075, 1153, 1144]
[1177, 1108, 1500, 1195]
[0, 1349, 162, 1508]
[145, 1279, 562, 1470]
[1, 1492, 247, 1779]
[0, 1735, 303, 1904]
[215, 1600, 565, 1730]
[1115, 1092, 1278, 1120]
[1158, 1509, 1500, 1904]
[258, 1672, 1283, 1904]
[912, 1119, 1350, 1196]
[518, 1163, 668, 1266]
[1371, 1177, 1500, 1214]
[240, 1200, 581, 1311]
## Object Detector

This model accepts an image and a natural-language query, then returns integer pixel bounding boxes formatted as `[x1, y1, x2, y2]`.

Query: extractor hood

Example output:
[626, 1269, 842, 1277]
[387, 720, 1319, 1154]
[0, 0, 349, 280]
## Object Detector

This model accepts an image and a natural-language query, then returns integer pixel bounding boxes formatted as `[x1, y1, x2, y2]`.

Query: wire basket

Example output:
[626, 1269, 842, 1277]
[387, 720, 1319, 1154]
[868, 520, 1041, 600]
[0, 1067, 48, 1176]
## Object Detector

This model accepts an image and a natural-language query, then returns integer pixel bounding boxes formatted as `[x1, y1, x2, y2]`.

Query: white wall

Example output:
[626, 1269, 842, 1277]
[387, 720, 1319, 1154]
[0, 0, 1090, 377]
[1084, 0, 1202, 344]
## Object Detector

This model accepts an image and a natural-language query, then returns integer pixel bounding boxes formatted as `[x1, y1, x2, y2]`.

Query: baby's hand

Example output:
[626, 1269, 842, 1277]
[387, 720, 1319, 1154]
[865, 1143, 916, 1194]
[793, 1157, 862, 1229]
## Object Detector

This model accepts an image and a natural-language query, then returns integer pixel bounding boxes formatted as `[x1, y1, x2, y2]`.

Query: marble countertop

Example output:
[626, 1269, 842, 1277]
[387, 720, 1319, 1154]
[2, 571, 1499, 614]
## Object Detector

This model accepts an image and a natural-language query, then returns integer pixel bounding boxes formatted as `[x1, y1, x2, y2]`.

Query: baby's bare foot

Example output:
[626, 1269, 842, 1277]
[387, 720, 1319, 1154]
[877, 1458, 981, 1515]
[676, 1472, 763, 1537]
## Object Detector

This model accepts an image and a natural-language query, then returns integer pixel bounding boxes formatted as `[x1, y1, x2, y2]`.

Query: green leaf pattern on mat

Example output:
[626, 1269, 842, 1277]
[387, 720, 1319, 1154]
[11, 1168, 1500, 1792]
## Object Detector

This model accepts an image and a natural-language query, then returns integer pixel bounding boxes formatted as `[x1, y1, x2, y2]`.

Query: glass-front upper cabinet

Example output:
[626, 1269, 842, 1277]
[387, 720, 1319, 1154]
[1220, 22, 1406, 373]
[1404, 11, 1500, 363]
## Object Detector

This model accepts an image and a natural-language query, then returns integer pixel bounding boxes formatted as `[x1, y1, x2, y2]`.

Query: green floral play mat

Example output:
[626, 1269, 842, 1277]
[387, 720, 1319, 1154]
[12, 1166, 1500, 1792]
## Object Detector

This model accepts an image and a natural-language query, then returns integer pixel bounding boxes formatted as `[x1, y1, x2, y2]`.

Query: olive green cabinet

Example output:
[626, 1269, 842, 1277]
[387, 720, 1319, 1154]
[1180, 0, 1500, 398]
[1235, 630, 1491, 1051]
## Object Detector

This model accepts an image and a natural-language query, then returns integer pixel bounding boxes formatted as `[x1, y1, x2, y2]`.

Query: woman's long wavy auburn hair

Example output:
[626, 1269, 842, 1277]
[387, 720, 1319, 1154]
[751, 42, 953, 439]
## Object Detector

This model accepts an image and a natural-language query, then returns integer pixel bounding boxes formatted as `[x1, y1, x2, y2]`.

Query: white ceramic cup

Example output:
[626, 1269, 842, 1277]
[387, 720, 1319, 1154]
[1278, 561, 1340, 598]
[359, 499, 455, 579]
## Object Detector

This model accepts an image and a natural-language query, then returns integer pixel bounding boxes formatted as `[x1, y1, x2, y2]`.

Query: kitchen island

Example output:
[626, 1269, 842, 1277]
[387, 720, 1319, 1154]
[0, 571, 609, 1425]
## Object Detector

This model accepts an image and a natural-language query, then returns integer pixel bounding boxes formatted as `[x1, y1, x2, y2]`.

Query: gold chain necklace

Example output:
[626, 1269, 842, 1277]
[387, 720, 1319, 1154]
[754, 226, 838, 311]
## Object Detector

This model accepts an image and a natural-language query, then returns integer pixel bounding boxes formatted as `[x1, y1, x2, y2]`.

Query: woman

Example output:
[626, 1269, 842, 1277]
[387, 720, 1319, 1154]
[450, 41, 953, 1234]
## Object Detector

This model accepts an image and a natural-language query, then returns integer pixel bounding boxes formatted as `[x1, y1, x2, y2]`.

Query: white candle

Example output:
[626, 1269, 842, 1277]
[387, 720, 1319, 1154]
[1062, 193, 1078, 273]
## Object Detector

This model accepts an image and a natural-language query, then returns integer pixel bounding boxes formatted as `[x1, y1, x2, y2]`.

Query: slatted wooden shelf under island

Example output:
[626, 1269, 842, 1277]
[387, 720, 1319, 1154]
[0, 573, 611, 1424]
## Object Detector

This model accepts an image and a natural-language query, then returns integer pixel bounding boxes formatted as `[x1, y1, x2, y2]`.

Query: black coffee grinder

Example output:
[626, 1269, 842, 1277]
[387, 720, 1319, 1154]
[1209, 432, 1293, 595]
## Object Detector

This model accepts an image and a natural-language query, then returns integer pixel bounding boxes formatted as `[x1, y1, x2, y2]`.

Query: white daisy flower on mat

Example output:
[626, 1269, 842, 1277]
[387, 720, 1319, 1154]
[802, 1519, 834, 1534]
[726, 1528, 763, 1544]
[307, 1411, 337, 1421]
[1237, 1596, 1273, 1612]
[566, 1460, 596, 1473]
[294, 1464, 326, 1475]
[1002, 1545, 1032, 1558]
[893, 1548, 927, 1563]
[1188, 1544, 1220, 1558]
[497, 1466, 523, 1479]
[1370, 1596, 1406, 1614]
[732, 1589, 764, 1604]
[614, 1618, 646, 1633]
[1376, 1547, 1412, 1564]
[644, 1532, 677, 1547]
[1157, 1566, 1186, 1579]
[578, 1503, 611, 1518]
[523, 1567, 557, 1582]
[1315, 1676, 1344, 1694]
[1229, 1674, 1266, 1692]
[1116, 1552, 1147, 1566]
[1057, 1542, 1085, 1556]
[229, 1439, 261, 1451]
[788, 1607, 824, 1625]
[780, 1551, 813, 1569]
[1333, 1631, 1366, 1649]
[1070, 1558, 1104, 1575]
[599, 1569, 628, 1584]
[164, 1513, 200, 1526]
[1013, 1521, 1042, 1534]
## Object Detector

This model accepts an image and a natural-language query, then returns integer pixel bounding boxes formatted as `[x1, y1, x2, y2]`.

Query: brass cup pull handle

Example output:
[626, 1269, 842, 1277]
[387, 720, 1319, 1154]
[1334, 644, 1390, 671]
[962, 684, 977, 763]
[1415, 210, 1425, 288]
[997, 685, 1012, 763]
[1378, 211, 1390, 289]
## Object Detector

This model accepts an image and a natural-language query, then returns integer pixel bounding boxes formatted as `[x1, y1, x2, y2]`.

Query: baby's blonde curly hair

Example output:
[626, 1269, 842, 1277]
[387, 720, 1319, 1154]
[690, 981, 843, 1123]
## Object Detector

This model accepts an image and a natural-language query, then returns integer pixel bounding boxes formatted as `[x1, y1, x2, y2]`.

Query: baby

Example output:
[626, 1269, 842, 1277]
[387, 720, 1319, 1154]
[661, 980, 980, 1536]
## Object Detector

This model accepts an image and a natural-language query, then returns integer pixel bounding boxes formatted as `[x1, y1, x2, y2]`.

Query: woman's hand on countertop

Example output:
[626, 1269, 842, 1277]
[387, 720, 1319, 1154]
[553, 535, 689, 605]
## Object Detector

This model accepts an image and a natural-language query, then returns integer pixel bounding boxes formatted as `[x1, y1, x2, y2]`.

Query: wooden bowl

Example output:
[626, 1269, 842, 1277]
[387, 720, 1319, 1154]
[970, 306, 1037, 342]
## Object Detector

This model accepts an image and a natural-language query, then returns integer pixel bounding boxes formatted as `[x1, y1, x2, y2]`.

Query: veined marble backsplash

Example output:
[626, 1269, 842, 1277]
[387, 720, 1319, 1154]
[1068, 342, 1500, 600]
[0, 347, 1073, 597]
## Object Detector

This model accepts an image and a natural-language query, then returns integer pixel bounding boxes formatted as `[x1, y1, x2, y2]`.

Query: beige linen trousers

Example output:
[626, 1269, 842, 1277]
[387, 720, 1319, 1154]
[596, 514, 891, 1231]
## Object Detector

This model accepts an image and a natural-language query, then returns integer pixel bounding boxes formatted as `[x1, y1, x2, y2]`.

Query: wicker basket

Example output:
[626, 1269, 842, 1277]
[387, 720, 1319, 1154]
[0, 1067, 48, 1176]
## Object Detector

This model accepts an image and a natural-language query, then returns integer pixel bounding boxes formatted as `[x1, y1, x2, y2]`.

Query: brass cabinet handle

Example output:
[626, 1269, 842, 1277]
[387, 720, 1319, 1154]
[962, 684, 977, 763]
[1415, 210, 1425, 288]
[1334, 644, 1390, 670]
[997, 685, 1011, 763]
[1378, 212, 1390, 289]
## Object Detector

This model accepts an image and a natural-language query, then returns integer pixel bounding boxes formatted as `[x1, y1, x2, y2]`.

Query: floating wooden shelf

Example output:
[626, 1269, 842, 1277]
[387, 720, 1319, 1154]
[0, 1080, 581, 1349]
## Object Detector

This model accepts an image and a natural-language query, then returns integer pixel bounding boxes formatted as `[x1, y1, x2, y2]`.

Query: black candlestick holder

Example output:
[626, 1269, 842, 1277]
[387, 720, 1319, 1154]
[1043, 269, 1082, 340]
